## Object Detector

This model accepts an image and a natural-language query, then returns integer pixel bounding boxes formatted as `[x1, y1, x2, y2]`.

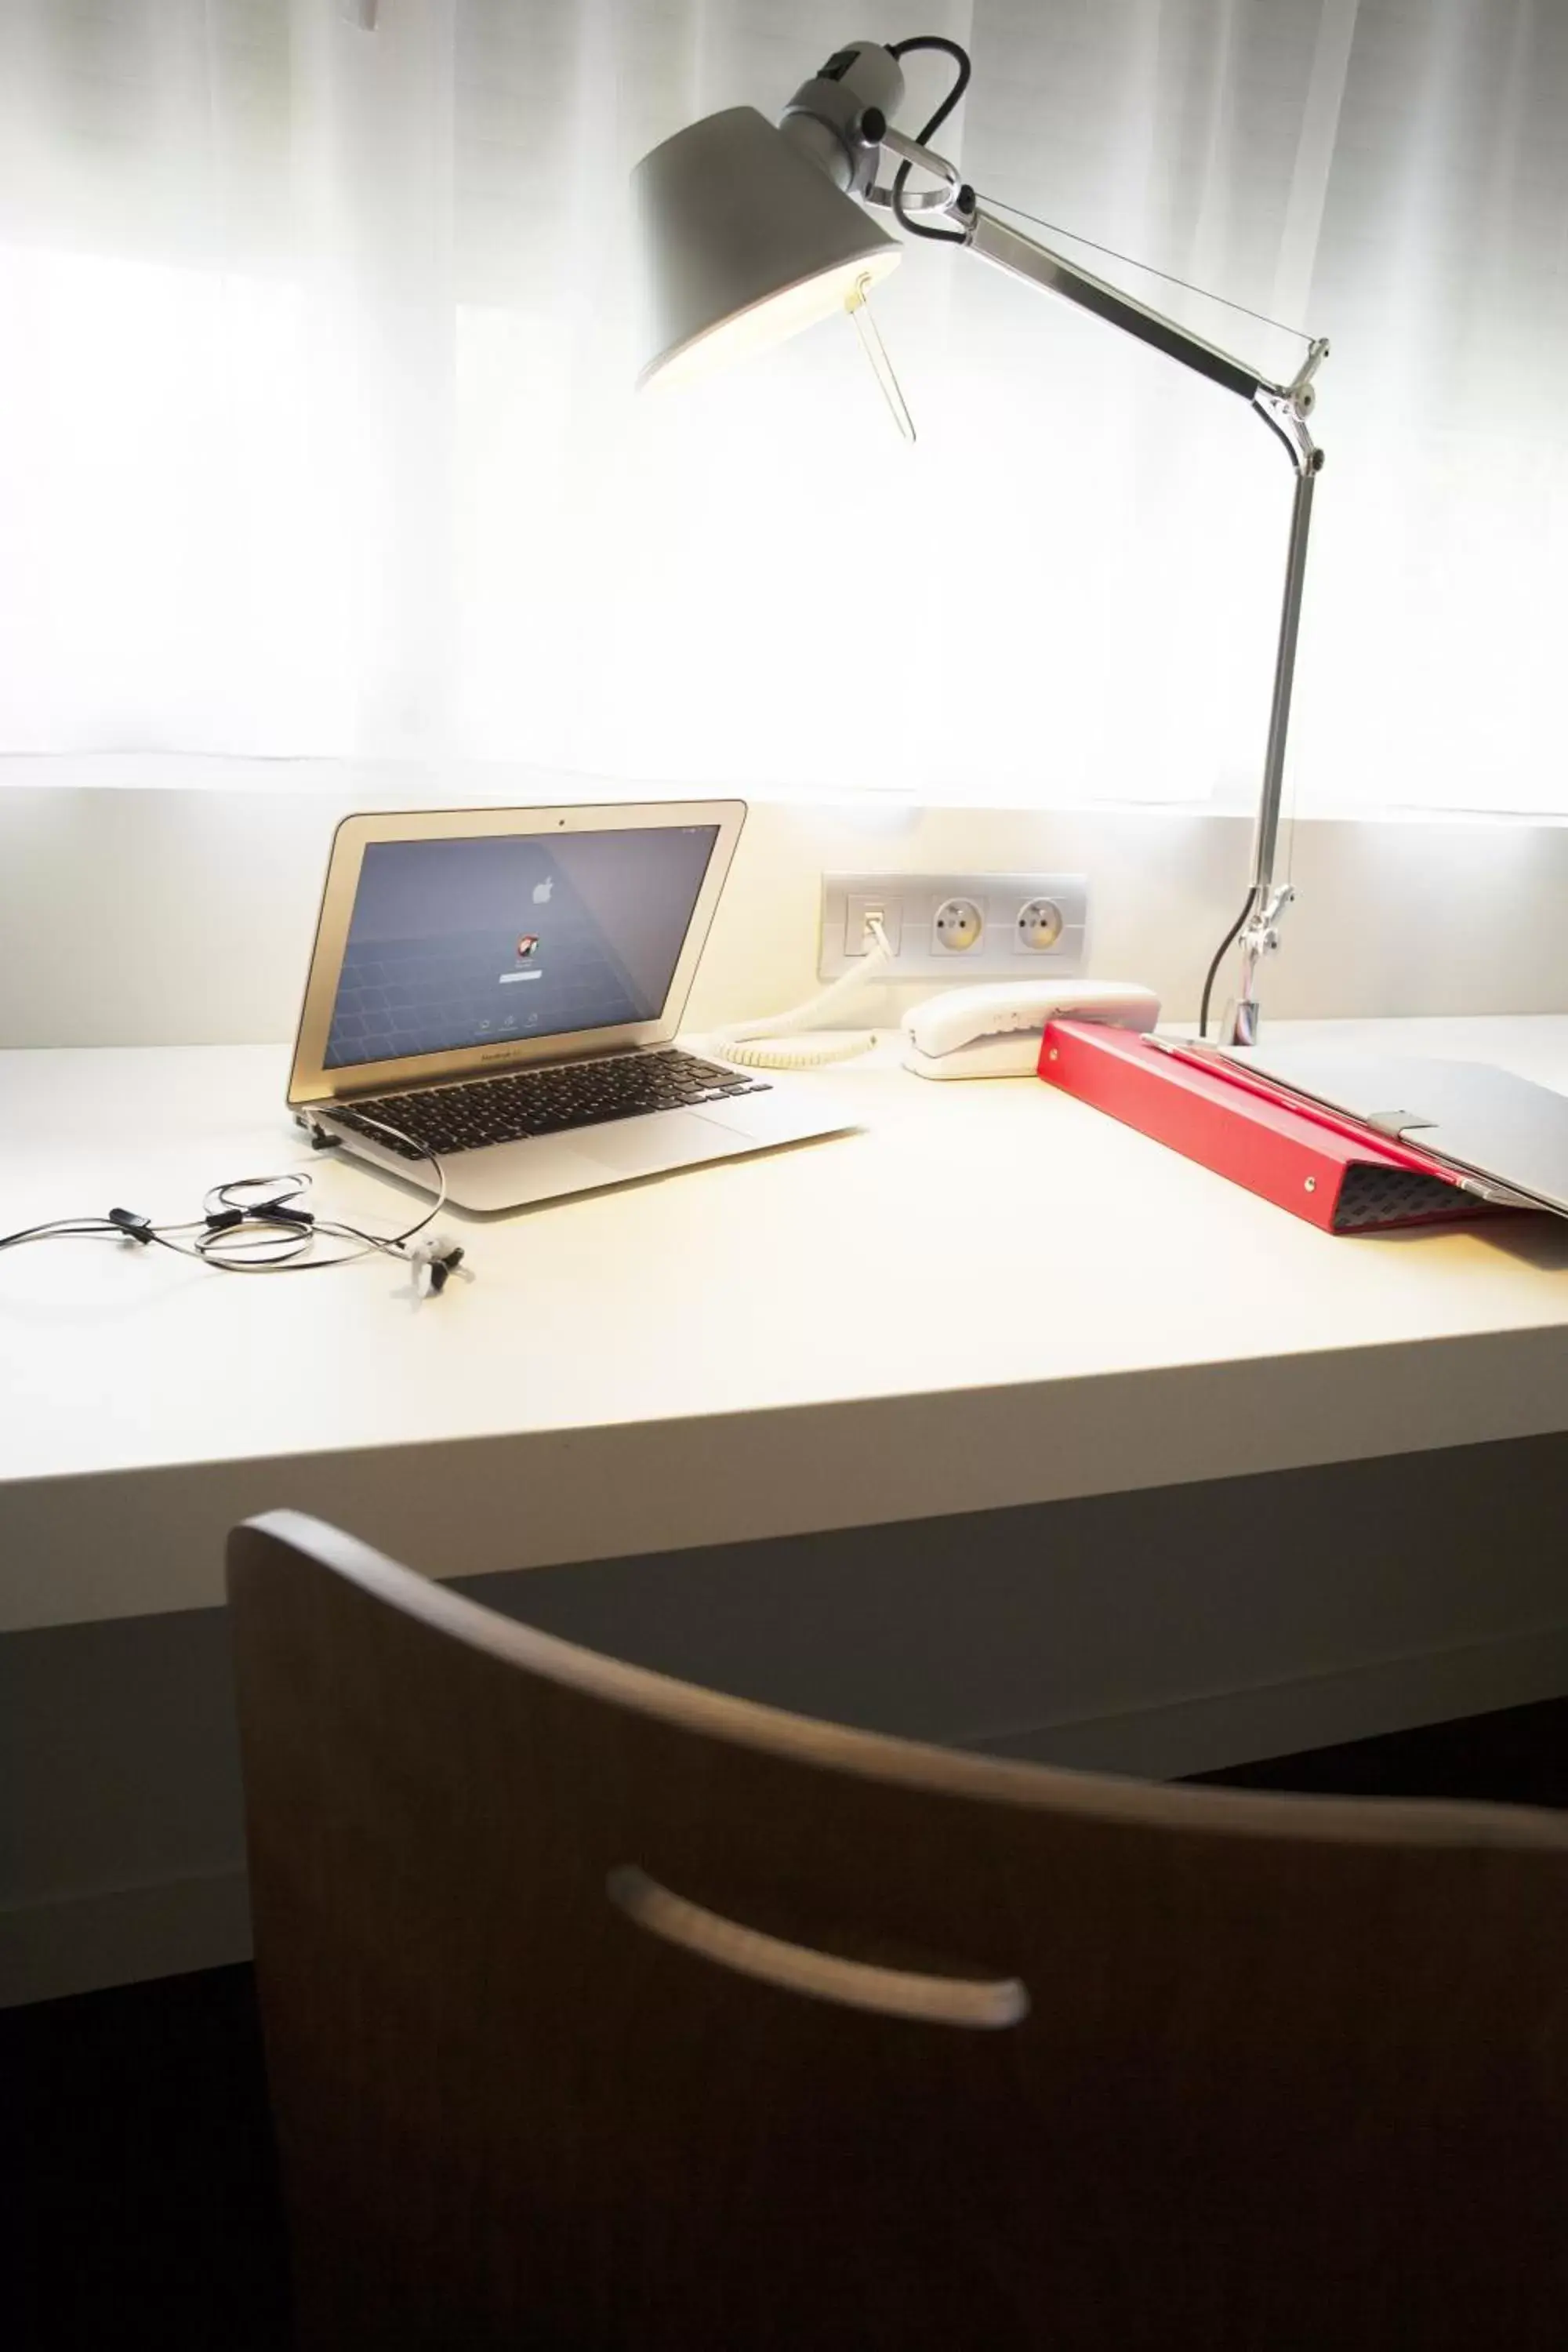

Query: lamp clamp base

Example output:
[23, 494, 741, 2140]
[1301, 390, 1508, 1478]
[1221, 884, 1296, 1048]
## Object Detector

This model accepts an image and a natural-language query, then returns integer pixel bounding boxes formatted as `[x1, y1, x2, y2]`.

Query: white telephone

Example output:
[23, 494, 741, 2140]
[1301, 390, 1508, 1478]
[905, 979, 1160, 1079]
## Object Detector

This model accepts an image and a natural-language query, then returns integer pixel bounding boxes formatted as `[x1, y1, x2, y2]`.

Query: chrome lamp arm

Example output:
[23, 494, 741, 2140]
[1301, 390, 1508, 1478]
[872, 131, 1328, 1046]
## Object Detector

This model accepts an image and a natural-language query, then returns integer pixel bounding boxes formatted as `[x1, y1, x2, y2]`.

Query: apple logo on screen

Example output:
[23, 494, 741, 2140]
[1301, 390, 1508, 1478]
[532, 877, 553, 904]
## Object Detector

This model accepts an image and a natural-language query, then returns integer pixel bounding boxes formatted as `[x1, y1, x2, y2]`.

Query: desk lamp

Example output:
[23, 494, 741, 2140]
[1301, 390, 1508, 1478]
[633, 36, 1328, 1045]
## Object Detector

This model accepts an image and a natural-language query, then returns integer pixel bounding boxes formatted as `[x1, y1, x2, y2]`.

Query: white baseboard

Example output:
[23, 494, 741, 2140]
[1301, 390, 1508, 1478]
[0, 1869, 252, 2009]
[9, 1623, 1566, 2007]
[964, 1623, 1568, 1778]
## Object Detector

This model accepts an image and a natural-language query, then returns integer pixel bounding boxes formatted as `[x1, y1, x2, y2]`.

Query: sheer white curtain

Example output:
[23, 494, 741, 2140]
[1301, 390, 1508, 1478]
[0, 0, 1564, 811]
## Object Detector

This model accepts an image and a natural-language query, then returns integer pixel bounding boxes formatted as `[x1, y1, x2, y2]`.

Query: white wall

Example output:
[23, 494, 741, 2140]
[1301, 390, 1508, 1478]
[2, 782, 1567, 1048]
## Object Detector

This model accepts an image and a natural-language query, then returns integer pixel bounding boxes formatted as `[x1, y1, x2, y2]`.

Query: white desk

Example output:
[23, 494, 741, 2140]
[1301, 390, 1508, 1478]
[4, 1017, 1568, 1638]
[5, 1015, 1568, 2002]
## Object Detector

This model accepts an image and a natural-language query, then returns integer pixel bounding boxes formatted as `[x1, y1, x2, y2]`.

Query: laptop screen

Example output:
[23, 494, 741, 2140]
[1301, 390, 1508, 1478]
[321, 823, 720, 1072]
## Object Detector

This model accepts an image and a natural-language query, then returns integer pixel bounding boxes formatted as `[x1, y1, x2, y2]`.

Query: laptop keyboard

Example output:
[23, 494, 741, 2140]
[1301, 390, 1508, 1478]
[328, 1050, 770, 1161]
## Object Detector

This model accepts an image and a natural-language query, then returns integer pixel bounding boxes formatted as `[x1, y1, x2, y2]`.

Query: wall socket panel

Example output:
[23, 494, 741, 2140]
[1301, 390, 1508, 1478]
[818, 873, 1088, 982]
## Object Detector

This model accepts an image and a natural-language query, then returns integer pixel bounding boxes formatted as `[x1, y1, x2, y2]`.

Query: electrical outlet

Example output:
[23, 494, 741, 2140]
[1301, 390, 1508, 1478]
[1014, 895, 1064, 953]
[933, 895, 984, 954]
[819, 873, 1088, 981]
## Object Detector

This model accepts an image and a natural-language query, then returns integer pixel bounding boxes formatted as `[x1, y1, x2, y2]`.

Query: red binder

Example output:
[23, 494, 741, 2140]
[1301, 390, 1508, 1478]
[1038, 1019, 1503, 1234]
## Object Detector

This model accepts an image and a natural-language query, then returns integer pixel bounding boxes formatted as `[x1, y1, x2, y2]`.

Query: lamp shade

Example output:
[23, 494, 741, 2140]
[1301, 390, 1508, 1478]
[633, 106, 901, 389]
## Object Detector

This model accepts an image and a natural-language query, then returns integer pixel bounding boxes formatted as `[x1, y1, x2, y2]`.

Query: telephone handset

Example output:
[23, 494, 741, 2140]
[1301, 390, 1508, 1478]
[905, 980, 1160, 1080]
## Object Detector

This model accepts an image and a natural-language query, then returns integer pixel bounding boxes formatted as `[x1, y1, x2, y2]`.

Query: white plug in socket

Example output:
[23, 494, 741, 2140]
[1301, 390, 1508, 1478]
[845, 894, 901, 956]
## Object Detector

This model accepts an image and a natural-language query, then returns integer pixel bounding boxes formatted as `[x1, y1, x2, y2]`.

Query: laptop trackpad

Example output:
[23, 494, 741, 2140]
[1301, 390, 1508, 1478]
[583, 1108, 742, 1177]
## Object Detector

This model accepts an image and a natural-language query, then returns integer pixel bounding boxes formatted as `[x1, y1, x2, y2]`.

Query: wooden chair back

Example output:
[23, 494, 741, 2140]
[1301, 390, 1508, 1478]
[228, 1511, 1568, 2350]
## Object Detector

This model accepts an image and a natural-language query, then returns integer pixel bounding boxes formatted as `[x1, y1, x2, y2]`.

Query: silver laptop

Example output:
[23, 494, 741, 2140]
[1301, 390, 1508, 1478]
[286, 801, 855, 1212]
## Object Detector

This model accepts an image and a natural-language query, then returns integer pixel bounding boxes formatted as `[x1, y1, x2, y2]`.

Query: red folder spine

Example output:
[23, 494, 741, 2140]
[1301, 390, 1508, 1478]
[1037, 1021, 1484, 1233]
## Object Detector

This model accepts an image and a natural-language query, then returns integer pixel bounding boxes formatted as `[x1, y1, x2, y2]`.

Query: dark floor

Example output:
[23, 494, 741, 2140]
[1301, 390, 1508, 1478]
[14, 1960, 291, 2352]
[1190, 1688, 1568, 1806]
[13, 1694, 1568, 2352]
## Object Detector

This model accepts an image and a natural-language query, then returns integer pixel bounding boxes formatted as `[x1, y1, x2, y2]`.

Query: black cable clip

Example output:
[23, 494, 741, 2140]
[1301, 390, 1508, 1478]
[107, 1207, 155, 1245]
